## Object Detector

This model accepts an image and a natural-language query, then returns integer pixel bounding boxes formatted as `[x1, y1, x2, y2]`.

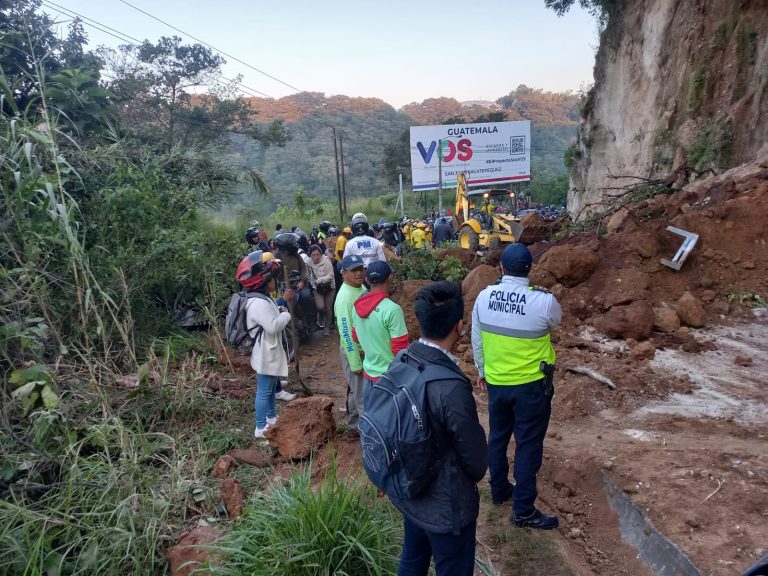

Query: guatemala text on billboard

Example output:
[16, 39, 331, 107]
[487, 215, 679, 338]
[409, 120, 531, 191]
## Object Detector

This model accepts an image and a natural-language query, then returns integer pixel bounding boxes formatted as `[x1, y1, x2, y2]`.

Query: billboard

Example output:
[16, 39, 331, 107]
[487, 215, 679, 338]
[409, 120, 531, 191]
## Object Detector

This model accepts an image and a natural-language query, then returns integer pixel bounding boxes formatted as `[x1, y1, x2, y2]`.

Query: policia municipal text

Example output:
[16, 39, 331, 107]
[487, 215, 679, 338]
[471, 243, 563, 530]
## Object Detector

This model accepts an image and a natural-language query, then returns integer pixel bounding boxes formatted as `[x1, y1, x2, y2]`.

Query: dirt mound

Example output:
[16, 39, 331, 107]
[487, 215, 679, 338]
[552, 157, 768, 341]
[390, 279, 432, 340]
[437, 247, 481, 270]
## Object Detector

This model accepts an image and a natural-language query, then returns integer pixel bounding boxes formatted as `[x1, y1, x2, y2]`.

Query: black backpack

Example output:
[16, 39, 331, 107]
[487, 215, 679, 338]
[359, 350, 457, 500]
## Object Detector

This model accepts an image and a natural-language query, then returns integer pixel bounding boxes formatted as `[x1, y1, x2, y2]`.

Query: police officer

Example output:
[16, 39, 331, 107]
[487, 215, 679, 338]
[470, 243, 562, 530]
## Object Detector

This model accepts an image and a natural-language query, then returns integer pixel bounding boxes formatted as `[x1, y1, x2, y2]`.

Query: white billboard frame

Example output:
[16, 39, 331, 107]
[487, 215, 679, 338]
[409, 120, 531, 191]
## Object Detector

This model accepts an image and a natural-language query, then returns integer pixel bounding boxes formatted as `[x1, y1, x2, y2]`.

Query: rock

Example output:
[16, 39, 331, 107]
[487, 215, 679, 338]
[227, 448, 273, 467]
[550, 283, 566, 300]
[538, 245, 600, 287]
[390, 280, 432, 340]
[211, 455, 239, 478]
[528, 267, 557, 288]
[165, 526, 223, 576]
[606, 207, 630, 234]
[630, 341, 656, 360]
[734, 355, 753, 367]
[698, 276, 715, 289]
[636, 233, 658, 259]
[219, 478, 244, 518]
[437, 248, 478, 270]
[557, 499, 575, 514]
[653, 307, 681, 332]
[741, 260, 756, 270]
[570, 527, 584, 539]
[708, 300, 730, 316]
[699, 290, 716, 303]
[602, 460, 614, 471]
[268, 396, 336, 459]
[461, 265, 499, 325]
[601, 269, 650, 308]
[461, 265, 498, 303]
[593, 300, 654, 340]
[676, 291, 706, 327]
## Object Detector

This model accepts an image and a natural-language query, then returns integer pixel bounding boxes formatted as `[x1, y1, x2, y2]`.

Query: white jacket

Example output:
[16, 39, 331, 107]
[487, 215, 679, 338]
[246, 294, 291, 377]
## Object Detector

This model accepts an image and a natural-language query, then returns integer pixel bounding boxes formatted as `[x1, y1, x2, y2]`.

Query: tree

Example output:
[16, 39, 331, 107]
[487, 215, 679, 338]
[0, 0, 102, 116]
[543, 0, 616, 26]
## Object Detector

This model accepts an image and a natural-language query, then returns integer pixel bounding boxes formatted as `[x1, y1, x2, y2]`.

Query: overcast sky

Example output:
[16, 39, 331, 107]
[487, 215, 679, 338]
[42, 0, 598, 109]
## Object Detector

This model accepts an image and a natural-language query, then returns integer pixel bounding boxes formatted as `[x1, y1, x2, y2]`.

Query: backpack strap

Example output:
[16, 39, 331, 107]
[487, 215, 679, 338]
[242, 291, 275, 343]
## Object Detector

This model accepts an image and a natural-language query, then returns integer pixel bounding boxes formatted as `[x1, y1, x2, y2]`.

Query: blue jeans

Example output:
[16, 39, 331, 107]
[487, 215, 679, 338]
[397, 517, 476, 576]
[486, 380, 552, 516]
[255, 373, 278, 429]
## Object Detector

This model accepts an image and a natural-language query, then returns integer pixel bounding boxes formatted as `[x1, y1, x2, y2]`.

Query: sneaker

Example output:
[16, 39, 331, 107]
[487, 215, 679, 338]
[512, 508, 559, 530]
[267, 415, 278, 425]
[254, 423, 271, 439]
[275, 390, 297, 402]
[492, 484, 515, 506]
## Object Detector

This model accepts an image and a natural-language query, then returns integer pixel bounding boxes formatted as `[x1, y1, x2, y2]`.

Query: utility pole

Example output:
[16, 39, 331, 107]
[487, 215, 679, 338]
[339, 132, 348, 218]
[437, 138, 443, 214]
[398, 173, 404, 218]
[332, 128, 343, 222]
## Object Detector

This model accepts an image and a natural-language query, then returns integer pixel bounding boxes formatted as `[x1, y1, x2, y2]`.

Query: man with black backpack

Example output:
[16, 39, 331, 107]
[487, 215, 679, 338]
[365, 281, 487, 576]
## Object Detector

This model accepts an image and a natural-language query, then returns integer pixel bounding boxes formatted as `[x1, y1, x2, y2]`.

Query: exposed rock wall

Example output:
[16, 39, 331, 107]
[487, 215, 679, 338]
[569, 0, 768, 217]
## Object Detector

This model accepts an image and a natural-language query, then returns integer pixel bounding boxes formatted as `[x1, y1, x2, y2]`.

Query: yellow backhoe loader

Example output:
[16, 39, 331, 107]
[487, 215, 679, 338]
[455, 174, 523, 251]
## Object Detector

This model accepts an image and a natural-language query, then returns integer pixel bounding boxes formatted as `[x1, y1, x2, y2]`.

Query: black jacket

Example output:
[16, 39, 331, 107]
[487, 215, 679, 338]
[390, 341, 488, 534]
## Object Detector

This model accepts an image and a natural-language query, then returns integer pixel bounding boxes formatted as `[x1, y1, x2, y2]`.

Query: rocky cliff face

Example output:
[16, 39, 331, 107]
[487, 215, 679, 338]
[569, 0, 768, 217]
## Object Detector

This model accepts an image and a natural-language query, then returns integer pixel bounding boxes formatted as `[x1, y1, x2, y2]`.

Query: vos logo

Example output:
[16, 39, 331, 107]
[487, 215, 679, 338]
[416, 139, 473, 164]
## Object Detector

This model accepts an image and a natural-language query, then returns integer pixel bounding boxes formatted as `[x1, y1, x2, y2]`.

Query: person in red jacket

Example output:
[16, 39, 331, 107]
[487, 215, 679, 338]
[351, 261, 409, 393]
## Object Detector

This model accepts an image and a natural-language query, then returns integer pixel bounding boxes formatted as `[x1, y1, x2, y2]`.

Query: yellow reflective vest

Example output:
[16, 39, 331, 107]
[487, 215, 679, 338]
[410, 228, 426, 249]
[471, 275, 562, 385]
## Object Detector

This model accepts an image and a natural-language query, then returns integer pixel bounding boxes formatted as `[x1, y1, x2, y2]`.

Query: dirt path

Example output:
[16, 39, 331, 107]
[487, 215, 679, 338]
[279, 316, 768, 576]
[214, 307, 767, 576]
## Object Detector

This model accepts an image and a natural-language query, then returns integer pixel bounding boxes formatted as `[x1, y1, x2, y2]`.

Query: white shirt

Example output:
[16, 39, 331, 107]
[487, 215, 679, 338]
[343, 235, 386, 266]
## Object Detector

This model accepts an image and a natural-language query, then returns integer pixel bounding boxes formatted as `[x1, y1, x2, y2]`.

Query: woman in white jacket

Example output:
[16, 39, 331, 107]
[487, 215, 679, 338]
[236, 251, 294, 439]
[307, 244, 336, 336]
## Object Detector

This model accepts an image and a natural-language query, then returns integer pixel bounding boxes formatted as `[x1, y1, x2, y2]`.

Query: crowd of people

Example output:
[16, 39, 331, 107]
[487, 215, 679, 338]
[235, 214, 563, 574]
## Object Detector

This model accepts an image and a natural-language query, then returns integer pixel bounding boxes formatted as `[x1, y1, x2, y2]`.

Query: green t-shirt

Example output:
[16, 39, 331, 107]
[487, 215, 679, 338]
[352, 296, 408, 379]
[334, 283, 366, 371]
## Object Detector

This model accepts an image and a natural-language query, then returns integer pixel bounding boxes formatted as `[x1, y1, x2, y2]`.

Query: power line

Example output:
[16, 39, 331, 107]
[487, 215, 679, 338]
[41, 0, 340, 133]
[115, 0, 375, 134]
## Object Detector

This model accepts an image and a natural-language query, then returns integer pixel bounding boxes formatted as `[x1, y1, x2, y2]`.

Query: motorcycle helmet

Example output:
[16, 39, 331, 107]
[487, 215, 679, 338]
[351, 213, 369, 236]
[236, 251, 281, 291]
[318, 220, 332, 234]
[274, 232, 300, 255]
[245, 226, 260, 246]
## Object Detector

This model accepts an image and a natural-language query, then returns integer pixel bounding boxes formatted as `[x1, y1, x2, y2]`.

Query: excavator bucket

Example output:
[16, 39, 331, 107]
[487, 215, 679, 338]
[509, 221, 524, 242]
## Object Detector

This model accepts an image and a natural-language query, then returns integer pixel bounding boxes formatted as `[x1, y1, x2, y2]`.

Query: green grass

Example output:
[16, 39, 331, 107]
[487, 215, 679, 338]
[206, 458, 402, 576]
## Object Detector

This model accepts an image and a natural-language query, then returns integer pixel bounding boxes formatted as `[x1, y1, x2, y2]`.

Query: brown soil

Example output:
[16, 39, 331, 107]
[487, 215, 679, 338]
[203, 161, 768, 575]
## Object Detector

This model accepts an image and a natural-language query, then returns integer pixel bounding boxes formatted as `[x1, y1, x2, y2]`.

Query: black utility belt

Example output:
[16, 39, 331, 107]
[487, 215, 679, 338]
[487, 378, 545, 387]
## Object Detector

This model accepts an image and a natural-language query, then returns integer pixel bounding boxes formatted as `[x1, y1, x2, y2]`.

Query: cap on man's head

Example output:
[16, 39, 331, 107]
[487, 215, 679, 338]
[366, 261, 392, 284]
[501, 243, 533, 277]
[341, 255, 365, 271]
